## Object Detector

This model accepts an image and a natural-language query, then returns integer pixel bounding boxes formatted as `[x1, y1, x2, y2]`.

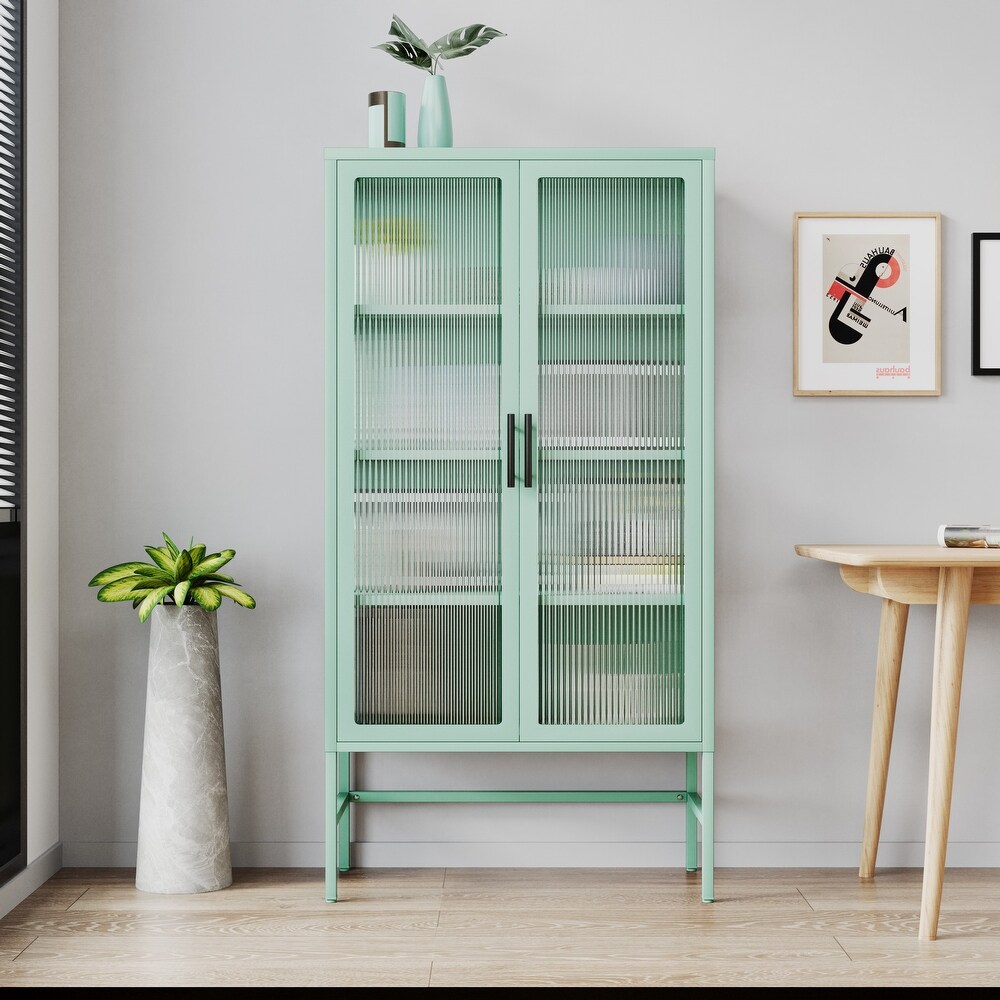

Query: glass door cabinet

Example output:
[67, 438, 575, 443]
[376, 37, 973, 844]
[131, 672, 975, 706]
[326, 148, 714, 903]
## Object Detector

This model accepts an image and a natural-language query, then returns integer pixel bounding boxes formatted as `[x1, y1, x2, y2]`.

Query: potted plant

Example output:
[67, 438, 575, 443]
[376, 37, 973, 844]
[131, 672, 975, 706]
[89, 533, 256, 894]
[374, 14, 506, 147]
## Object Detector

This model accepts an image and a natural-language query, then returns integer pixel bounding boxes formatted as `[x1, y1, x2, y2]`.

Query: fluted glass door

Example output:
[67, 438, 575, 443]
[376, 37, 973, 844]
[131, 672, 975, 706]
[519, 163, 704, 741]
[335, 165, 519, 741]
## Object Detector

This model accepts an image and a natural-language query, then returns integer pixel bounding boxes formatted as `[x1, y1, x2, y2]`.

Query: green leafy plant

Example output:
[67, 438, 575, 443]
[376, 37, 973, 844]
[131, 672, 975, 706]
[89, 532, 257, 622]
[374, 14, 505, 75]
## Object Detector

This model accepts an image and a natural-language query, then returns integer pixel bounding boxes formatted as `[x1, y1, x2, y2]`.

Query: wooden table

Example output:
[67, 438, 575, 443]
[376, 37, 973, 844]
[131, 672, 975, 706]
[795, 543, 1000, 941]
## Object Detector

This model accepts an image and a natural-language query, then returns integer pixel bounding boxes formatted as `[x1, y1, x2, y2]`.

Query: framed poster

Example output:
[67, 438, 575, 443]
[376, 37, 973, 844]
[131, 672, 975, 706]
[972, 232, 1000, 375]
[793, 213, 941, 395]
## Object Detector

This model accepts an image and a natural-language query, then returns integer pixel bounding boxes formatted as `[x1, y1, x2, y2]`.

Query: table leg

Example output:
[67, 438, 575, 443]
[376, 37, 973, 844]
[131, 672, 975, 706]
[919, 566, 973, 941]
[860, 598, 909, 879]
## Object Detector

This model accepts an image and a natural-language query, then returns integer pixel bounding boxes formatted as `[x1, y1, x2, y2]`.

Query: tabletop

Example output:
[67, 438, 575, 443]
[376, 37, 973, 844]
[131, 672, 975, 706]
[795, 543, 1000, 567]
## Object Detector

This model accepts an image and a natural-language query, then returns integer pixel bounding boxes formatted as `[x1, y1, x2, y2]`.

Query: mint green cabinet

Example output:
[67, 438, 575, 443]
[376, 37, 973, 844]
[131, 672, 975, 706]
[325, 148, 715, 902]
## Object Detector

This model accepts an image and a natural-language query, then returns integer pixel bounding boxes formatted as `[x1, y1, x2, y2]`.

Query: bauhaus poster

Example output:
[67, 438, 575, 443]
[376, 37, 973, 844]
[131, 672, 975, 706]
[794, 213, 940, 396]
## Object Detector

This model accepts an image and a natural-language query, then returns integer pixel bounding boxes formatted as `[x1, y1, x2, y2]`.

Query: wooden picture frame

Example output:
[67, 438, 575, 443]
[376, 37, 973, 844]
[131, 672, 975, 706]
[972, 232, 1000, 375]
[793, 212, 941, 395]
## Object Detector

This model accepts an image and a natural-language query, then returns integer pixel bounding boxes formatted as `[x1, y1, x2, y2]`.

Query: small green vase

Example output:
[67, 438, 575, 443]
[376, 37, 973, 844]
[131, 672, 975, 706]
[417, 74, 453, 148]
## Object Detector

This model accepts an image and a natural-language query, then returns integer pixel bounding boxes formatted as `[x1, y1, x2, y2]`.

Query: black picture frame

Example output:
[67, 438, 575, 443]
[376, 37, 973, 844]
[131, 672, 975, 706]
[972, 232, 1000, 375]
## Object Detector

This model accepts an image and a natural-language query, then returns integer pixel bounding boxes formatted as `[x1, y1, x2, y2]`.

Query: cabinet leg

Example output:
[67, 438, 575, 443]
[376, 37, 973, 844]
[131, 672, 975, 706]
[338, 752, 351, 872]
[325, 754, 339, 902]
[701, 751, 714, 902]
[684, 752, 714, 901]
[860, 598, 909, 879]
[919, 566, 973, 941]
[685, 752, 698, 872]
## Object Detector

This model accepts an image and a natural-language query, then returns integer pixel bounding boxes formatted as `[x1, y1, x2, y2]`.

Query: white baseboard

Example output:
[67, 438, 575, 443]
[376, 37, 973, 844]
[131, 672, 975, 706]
[353, 841, 1000, 868]
[230, 843, 327, 867]
[61, 842, 327, 868]
[0, 842, 63, 918]
[62, 842, 138, 867]
[59, 840, 1000, 869]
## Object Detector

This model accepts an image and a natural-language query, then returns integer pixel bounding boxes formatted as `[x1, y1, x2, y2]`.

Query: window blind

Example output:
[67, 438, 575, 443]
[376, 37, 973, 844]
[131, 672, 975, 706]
[0, 0, 23, 886]
[0, 0, 22, 514]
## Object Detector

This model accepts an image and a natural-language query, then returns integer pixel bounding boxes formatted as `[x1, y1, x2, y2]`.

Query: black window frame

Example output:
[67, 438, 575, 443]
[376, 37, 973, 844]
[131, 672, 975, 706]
[0, 0, 26, 890]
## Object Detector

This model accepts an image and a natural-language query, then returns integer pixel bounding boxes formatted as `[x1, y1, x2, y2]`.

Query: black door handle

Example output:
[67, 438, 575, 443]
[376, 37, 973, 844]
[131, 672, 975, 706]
[507, 413, 515, 488]
[524, 414, 533, 488]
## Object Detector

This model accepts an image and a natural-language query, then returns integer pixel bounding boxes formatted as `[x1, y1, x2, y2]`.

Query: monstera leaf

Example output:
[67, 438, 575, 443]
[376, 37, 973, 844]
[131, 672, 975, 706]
[374, 15, 505, 73]
[388, 14, 428, 50]
[430, 24, 506, 62]
[373, 39, 433, 70]
[373, 14, 433, 70]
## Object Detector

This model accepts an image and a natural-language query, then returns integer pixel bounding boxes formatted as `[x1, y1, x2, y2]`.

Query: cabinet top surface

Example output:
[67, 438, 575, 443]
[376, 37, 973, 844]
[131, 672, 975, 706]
[795, 543, 1000, 566]
[325, 146, 716, 161]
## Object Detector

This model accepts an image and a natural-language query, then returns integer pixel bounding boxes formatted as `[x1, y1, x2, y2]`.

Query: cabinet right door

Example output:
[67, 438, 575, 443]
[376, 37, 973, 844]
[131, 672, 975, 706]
[518, 160, 705, 743]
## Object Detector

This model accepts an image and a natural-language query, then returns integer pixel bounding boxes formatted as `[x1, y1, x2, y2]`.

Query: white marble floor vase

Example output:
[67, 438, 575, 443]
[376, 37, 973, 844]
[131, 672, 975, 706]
[135, 605, 233, 893]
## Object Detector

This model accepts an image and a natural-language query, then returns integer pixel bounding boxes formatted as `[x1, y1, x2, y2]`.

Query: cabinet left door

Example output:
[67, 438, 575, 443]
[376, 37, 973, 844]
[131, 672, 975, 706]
[329, 159, 521, 744]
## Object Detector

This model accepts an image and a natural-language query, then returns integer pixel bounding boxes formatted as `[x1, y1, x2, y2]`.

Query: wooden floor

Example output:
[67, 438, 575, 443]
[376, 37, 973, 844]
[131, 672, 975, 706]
[2, 867, 1000, 986]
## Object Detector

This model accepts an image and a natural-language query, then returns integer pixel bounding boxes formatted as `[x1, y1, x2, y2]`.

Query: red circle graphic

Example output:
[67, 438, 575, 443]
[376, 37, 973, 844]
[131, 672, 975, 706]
[876, 255, 901, 288]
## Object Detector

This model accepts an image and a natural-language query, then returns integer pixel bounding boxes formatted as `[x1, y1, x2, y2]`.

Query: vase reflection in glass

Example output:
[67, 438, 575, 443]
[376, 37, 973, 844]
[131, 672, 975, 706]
[418, 74, 453, 148]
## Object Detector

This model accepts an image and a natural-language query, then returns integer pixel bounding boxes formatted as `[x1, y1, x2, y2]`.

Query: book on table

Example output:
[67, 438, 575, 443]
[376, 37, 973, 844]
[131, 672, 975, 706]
[938, 524, 1000, 548]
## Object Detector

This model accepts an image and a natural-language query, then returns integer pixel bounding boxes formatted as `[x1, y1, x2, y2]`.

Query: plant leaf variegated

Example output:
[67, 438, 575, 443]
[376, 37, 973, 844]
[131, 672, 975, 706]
[373, 39, 432, 71]
[89, 532, 257, 622]
[430, 24, 506, 62]
[374, 14, 505, 74]
[373, 14, 432, 70]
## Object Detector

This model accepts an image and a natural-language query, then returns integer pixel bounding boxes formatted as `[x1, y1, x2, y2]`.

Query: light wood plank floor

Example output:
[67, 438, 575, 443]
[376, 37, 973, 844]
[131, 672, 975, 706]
[3, 867, 1000, 987]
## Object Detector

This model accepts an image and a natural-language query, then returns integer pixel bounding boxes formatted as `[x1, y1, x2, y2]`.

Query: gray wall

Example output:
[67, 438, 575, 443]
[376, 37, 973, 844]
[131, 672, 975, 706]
[25, 0, 59, 868]
[59, 0, 1000, 867]
[5, 0, 62, 922]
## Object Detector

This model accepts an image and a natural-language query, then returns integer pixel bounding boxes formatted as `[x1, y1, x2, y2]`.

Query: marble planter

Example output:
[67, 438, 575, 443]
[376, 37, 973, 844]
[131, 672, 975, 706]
[135, 605, 232, 893]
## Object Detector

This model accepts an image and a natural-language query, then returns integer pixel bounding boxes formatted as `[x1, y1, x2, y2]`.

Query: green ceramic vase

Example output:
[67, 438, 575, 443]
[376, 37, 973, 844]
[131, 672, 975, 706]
[417, 74, 453, 148]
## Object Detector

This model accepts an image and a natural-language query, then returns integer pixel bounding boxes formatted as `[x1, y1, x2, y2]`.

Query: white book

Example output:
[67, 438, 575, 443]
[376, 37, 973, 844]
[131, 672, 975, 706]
[937, 524, 1000, 548]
